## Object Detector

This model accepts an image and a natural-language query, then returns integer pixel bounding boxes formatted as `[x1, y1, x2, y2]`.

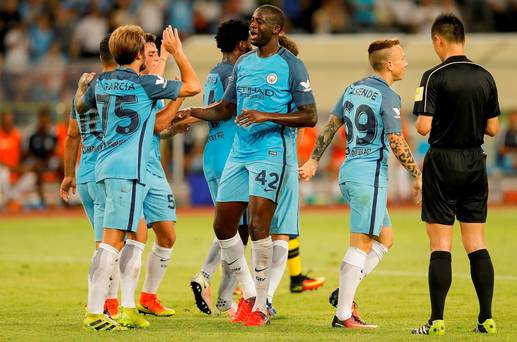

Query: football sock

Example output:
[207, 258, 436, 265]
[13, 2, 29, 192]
[336, 247, 367, 321]
[251, 236, 273, 314]
[142, 242, 173, 294]
[88, 250, 97, 292]
[429, 251, 452, 321]
[107, 257, 120, 299]
[87, 243, 119, 314]
[287, 237, 302, 279]
[468, 249, 494, 323]
[219, 233, 256, 299]
[218, 257, 237, 301]
[119, 239, 145, 308]
[361, 240, 388, 280]
[267, 240, 288, 303]
[200, 238, 221, 280]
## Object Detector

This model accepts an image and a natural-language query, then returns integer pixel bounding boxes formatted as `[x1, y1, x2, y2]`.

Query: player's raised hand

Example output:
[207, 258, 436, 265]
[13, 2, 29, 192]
[60, 176, 76, 202]
[413, 174, 422, 205]
[77, 72, 95, 92]
[235, 109, 270, 127]
[162, 26, 183, 57]
[298, 159, 318, 181]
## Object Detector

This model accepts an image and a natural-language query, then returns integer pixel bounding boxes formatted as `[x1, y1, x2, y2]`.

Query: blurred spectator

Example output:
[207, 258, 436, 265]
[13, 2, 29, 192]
[138, 0, 165, 35]
[70, 6, 108, 58]
[496, 110, 517, 175]
[29, 13, 54, 62]
[3, 22, 30, 74]
[349, 0, 376, 31]
[53, 4, 76, 56]
[312, 0, 349, 34]
[0, 0, 22, 57]
[193, 0, 223, 34]
[166, 0, 194, 36]
[24, 107, 58, 207]
[109, 0, 138, 30]
[0, 111, 22, 208]
[37, 42, 66, 99]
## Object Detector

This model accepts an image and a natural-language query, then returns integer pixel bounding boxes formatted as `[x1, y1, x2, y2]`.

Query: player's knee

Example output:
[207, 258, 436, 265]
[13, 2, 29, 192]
[248, 220, 268, 241]
[156, 234, 175, 249]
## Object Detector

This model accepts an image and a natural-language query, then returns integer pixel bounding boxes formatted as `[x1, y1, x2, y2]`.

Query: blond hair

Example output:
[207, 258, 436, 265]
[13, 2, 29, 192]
[368, 39, 400, 72]
[109, 25, 145, 65]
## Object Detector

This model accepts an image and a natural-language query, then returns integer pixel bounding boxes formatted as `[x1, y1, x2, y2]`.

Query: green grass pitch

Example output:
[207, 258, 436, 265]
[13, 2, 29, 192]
[1, 207, 516, 341]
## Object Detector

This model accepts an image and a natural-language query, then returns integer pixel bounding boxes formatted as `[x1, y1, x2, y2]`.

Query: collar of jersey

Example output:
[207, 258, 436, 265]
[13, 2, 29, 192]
[116, 66, 139, 75]
[369, 74, 389, 86]
[444, 55, 468, 63]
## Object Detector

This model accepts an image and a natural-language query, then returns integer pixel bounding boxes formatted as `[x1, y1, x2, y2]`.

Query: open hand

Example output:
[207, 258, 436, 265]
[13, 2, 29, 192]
[298, 159, 319, 181]
[162, 26, 183, 57]
[235, 109, 269, 127]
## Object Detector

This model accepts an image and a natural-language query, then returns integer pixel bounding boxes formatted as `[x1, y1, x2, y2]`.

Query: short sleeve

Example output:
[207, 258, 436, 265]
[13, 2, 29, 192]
[288, 59, 315, 107]
[222, 63, 238, 104]
[83, 80, 97, 110]
[486, 75, 500, 119]
[330, 92, 346, 120]
[381, 91, 402, 134]
[141, 75, 181, 100]
[412, 70, 436, 116]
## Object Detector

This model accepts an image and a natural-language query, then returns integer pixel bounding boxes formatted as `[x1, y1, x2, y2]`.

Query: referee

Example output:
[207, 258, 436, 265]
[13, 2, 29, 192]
[411, 14, 500, 336]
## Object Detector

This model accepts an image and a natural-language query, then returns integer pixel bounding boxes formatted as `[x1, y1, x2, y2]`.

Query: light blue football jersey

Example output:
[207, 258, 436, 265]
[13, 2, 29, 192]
[222, 47, 315, 167]
[71, 87, 103, 184]
[332, 75, 401, 187]
[84, 67, 181, 184]
[202, 62, 236, 181]
[146, 100, 166, 178]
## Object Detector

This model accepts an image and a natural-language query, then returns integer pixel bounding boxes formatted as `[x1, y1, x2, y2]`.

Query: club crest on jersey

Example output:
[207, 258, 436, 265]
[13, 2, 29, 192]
[266, 73, 278, 85]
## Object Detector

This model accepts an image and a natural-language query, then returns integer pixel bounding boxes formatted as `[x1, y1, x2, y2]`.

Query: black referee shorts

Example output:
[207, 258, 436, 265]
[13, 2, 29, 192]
[422, 146, 488, 225]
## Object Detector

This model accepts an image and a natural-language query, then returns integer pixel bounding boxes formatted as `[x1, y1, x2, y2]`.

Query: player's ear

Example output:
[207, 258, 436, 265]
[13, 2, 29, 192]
[272, 24, 282, 35]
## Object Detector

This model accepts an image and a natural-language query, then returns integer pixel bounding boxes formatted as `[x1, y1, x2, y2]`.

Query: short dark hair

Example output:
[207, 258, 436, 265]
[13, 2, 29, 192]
[368, 39, 400, 71]
[431, 13, 465, 43]
[99, 34, 114, 65]
[258, 4, 285, 30]
[215, 19, 249, 53]
[144, 33, 157, 44]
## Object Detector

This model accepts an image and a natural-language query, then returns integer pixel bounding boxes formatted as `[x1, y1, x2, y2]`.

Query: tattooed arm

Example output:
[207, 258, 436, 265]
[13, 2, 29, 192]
[387, 133, 421, 178]
[299, 114, 343, 181]
[387, 132, 422, 202]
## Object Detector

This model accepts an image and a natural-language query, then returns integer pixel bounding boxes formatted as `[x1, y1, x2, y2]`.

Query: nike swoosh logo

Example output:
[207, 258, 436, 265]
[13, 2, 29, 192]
[227, 259, 239, 266]
[254, 267, 268, 272]
[263, 188, 273, 192]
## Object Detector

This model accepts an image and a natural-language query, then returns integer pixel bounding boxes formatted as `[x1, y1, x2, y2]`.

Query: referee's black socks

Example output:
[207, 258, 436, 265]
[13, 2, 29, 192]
[429, 251, 452, 321]
[468, 249, 494, 323]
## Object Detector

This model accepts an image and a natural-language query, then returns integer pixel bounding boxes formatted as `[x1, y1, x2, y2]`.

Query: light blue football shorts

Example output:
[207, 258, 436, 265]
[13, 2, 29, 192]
[270, 166, 299, 236]
[99, 178, 145, 233]
[77, 181, 106, 242]
[216, 161, 287, 204]
[143, 172, 176, 226]
[339, 181, 392, 237]
[207, 177, 248, 226]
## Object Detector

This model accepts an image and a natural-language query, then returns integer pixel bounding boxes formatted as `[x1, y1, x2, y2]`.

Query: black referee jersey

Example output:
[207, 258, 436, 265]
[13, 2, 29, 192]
[412, 55, 500, 148]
